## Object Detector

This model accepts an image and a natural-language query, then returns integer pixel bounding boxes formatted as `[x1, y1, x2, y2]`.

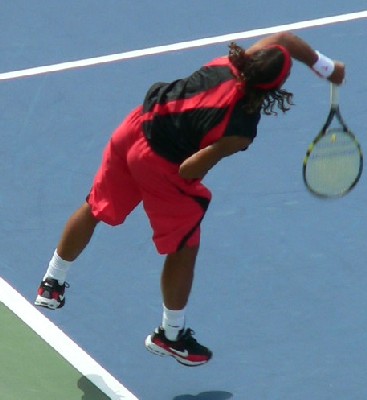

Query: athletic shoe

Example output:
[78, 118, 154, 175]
[145, 327, 212, 366]
[34, 278, 69, 310]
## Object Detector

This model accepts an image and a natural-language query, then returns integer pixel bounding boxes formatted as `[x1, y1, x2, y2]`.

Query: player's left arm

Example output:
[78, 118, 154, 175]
[179, 136, 252, 180]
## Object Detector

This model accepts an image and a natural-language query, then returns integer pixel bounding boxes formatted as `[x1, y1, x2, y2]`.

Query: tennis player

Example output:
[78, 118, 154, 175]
[35, 32, 345, 366]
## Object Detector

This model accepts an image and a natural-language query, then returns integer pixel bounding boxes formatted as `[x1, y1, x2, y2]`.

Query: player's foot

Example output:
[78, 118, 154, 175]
[145, 327, 212, 366]
[34, 277, 69, 310]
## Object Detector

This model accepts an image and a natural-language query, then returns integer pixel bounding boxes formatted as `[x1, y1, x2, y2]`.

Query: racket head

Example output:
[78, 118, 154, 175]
[303, 127, 363, 198]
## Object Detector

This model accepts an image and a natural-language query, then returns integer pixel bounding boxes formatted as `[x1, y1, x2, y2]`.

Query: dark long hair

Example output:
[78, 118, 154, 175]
[229, 42, 294, 115]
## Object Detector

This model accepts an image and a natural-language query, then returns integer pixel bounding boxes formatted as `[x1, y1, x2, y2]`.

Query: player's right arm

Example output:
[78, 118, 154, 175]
[247, 32, 345, 84]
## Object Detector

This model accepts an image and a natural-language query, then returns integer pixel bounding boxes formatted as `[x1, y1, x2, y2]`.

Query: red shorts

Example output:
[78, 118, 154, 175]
[87, 106, 212, 254]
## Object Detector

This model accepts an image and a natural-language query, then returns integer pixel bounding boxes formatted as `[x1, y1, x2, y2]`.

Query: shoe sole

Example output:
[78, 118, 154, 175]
[34, 296, 65, 310]
[144, 335, 210, 367]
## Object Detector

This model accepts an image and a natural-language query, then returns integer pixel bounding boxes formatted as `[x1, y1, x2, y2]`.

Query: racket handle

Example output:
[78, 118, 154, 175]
[330, 83, 339, 108]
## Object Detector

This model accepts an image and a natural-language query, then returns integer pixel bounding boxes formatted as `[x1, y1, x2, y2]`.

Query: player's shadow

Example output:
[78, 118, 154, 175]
[173, 391, 233, 400]
[77, 376, 111, 400]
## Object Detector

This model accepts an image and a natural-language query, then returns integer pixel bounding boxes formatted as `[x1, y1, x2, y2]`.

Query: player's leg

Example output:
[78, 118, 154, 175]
[126, 129, 213, 365]
[145, 243, 213, 366]
[34, 202, 98, 309]
[58, 202, 99, 262]
[35, 107, 143, 310]
[161, 244, 198, 311]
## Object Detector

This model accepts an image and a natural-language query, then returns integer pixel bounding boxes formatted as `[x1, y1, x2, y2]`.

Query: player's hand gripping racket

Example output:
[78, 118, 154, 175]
[303, 83, 363, 198]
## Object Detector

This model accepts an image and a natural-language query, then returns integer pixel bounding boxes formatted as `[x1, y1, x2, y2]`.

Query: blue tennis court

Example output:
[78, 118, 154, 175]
[1, 2, 367, 399]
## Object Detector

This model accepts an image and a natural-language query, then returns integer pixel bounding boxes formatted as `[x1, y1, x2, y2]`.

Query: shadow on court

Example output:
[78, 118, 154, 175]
[173, 391, 233, 400]
[78, 376, 111, 400]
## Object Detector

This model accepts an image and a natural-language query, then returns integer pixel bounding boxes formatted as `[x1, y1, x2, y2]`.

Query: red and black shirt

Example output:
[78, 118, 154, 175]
[142, 57, 261, 164]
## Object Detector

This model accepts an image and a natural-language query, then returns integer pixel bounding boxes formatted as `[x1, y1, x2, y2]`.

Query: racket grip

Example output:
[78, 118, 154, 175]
[330, 83, 339, 107]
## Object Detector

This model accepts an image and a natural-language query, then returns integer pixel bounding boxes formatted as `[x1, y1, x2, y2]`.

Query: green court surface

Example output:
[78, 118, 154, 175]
[0, 302, 109, 400]
[0, 278, 138, 400]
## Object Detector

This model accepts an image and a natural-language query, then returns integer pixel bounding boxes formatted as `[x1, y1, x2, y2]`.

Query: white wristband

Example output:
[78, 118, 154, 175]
[312, 51, 335, 78]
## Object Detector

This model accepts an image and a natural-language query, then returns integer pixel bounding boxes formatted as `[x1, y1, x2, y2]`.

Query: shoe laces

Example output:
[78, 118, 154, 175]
[179, 328, 197, 343]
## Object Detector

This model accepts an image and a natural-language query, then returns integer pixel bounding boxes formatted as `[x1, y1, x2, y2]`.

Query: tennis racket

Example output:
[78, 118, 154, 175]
[303, 83, 363, 198]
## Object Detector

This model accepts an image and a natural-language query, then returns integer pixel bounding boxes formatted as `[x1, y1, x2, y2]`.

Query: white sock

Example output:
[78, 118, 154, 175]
[162, 305, 185, 341]
[43, 249, 72, 285]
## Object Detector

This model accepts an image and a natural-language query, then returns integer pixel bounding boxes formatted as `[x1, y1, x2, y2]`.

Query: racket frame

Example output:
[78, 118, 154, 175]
[302, 84, 363, 198]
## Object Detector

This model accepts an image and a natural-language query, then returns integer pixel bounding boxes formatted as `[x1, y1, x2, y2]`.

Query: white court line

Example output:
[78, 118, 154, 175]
[0, 10, 366, 81]
[0, 277, 139, 400]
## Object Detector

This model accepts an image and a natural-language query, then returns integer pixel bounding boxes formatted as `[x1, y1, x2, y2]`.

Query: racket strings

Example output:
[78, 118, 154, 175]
[304, 129, 362, 197]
